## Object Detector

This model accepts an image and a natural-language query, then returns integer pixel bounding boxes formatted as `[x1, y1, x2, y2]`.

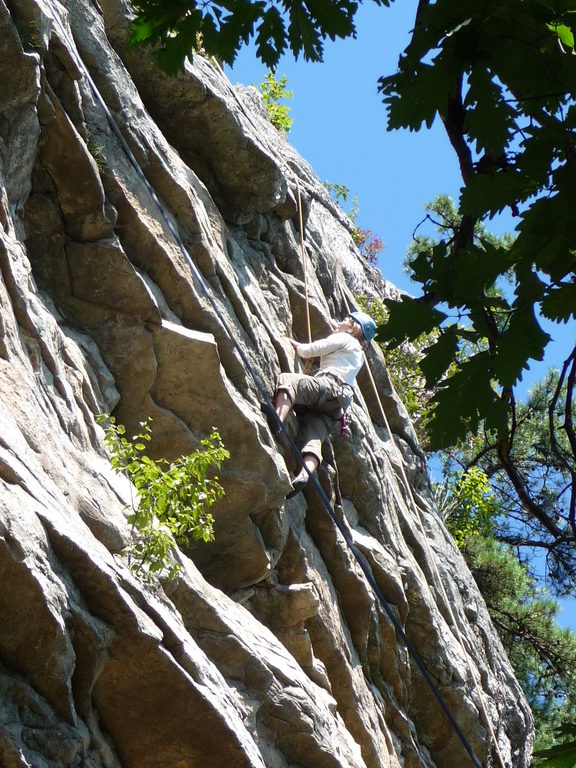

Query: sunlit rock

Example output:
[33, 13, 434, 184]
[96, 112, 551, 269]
[0, 0, 533, 765]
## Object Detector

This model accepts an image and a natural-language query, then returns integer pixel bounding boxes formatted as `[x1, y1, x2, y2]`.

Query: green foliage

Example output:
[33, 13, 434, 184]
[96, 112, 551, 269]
[324, 180, 350, 203]
[97, 415, 229, 579]
[378, 197, 521, 450]
[128, 0, 390, 73]
[383, 195, 576, 590]
[462, 537, 576, 752]
[256, 72, 293, 134]
[430, 363, 576, 747]
[406, 195, 516, 269]
[376, 293, 447, 349]
[439, 368, 576, 595]
[376, 1, 576, 453]
[535, 723, 576, 767]
[437, 466, 497, 547]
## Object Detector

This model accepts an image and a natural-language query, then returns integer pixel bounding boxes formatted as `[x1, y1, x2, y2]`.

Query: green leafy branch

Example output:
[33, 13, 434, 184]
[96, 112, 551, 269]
[255, 72, 293, 134]
[323, 181, 349, 203]
[376, 194, 526, 450]
[128, 0, 387, 74]
[436, 465, 498, 547]
[97, 415, 229, 580]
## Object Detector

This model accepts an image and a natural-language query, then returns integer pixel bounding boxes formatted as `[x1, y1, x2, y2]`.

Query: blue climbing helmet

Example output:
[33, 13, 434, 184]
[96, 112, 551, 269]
[349, 311, 377, 343]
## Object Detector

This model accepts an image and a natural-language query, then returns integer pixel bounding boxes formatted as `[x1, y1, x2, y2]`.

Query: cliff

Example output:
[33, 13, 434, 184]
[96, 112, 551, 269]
[0, 0, 532, 766]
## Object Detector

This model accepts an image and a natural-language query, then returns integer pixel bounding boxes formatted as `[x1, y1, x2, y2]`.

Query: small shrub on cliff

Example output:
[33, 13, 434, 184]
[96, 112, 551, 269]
[256, 72, 293, 134]
[351, 227, 384, 265]
[323, 181, 349, 203]
[324, 186, 384, 265]
[97, 415, 229, 580]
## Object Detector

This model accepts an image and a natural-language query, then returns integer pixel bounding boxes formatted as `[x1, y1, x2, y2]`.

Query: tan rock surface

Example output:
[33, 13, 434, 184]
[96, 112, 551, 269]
[0, 0, 532, 765]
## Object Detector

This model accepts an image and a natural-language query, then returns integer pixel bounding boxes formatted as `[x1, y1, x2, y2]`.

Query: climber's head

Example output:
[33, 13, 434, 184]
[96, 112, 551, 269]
[348, 311, 377, 343]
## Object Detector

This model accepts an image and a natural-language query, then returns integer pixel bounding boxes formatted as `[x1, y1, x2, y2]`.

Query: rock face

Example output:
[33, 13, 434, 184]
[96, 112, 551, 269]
[0, 0, 532, 766]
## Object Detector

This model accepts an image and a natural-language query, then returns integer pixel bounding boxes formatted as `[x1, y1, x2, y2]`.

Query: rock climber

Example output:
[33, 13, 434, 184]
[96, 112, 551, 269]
[270, 311, 377, 497]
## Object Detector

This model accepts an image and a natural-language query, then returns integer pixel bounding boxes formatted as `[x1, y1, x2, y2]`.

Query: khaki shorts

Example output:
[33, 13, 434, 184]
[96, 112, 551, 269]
[276, 373, 343, 463]
[276, 372, 342, 410]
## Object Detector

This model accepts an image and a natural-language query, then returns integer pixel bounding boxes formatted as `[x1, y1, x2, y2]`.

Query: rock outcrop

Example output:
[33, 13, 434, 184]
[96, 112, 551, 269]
[0, 0, 532, 766]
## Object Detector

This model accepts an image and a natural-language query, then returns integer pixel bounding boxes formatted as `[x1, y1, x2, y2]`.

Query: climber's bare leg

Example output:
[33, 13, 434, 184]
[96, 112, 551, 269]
[274, 389, 293, 422]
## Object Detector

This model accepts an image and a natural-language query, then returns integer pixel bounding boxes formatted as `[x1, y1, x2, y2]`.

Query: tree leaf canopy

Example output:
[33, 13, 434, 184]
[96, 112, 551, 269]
[128, 0, 389, 70]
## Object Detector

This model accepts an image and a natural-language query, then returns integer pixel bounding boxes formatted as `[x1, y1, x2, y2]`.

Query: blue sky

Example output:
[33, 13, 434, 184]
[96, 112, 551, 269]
[228, 0, 576, 631]
[229, 0, 457, 297]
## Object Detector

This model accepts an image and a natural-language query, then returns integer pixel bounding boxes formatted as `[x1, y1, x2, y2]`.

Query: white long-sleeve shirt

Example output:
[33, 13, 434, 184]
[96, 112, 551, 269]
[294, 332, 364, 386]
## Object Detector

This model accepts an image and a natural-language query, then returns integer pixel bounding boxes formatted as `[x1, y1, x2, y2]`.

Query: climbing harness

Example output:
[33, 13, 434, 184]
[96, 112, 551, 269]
[314, 371, 353, 413]
[42, 7, 491, 765]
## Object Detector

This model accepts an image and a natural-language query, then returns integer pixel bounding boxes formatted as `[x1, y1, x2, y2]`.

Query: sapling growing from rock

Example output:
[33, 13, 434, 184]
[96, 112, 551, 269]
[97, 414, 229, 580]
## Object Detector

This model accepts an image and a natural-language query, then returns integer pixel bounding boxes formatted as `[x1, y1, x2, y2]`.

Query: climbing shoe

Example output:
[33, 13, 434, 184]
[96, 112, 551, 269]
[286, 474, 308, 499]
